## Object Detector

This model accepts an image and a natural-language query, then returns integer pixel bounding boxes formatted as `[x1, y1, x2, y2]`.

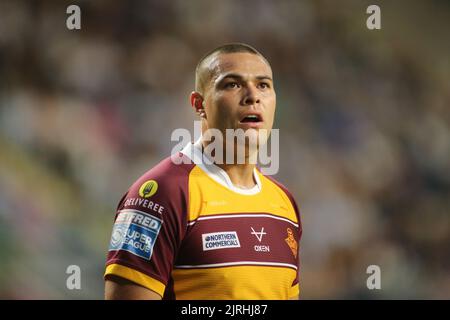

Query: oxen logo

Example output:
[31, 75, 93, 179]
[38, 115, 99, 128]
[251, 227, 266, 242]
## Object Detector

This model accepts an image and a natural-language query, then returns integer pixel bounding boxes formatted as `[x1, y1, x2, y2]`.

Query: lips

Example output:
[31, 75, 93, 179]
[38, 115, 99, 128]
[239, 112, 264, 129]
[240, 112, 263, 123]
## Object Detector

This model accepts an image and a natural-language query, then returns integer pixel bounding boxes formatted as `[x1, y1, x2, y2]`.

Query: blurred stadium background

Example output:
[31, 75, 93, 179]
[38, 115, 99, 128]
[0, 0, 449, 299]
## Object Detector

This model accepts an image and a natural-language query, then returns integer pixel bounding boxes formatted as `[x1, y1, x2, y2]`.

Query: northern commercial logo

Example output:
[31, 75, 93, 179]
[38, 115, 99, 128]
[202, 231, 241, 251]
[109, 209, 163, 260]
[139, 180, 158, 198]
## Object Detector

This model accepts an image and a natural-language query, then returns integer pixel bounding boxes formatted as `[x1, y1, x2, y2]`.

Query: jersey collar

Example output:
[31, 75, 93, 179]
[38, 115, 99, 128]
[181, 137, 262, 195]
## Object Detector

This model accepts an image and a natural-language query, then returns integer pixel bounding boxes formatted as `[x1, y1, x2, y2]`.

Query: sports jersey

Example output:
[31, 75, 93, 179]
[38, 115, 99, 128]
[104, 138, 302, 299]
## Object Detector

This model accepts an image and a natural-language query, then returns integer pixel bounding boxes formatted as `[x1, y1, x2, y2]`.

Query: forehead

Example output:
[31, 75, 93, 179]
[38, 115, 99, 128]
[207, 52, 273, 80]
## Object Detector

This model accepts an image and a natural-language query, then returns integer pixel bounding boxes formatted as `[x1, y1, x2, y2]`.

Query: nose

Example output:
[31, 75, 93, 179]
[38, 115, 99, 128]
[242, 84, 260, 106]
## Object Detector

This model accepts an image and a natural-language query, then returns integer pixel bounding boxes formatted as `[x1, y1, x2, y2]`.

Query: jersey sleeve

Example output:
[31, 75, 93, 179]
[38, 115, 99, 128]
[261, 173, 303, 299]
[288, 194, 302, 299]
[104, 156, 193, 297]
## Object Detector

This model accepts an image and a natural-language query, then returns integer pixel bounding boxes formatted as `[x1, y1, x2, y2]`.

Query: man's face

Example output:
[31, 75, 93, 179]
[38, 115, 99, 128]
[201, 52, 276, 144]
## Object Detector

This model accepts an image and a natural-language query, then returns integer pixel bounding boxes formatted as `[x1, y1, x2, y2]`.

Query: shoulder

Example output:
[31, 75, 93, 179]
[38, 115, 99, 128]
[118, 153, 196, 214]
[260, 172, 300, 216]
[133, 153, 195, 190]
[260, 173, 302, 239]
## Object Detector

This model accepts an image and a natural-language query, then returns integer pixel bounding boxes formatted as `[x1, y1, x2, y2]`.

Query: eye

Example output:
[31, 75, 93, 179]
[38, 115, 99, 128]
[258, 82, 270, 89]
[224, 82, 240, 89]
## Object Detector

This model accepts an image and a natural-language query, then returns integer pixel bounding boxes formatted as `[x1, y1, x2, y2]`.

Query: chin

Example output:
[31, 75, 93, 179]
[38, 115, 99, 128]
[245, 127, 259, 136]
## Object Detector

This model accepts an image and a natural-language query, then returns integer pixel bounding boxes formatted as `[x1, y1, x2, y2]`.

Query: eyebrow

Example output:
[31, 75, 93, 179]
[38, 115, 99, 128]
[216, 73, 273, 84]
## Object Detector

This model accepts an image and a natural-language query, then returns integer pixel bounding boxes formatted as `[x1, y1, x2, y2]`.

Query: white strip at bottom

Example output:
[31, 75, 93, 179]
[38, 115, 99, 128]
[174, 261, 297, 270]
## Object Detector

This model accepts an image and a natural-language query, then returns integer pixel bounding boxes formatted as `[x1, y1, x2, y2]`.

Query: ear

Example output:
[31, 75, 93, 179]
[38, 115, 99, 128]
[190, 91, 204, 112]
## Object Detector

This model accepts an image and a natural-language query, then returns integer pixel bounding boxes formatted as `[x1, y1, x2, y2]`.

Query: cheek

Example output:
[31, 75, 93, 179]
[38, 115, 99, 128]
[265, 97, 276, 124]
[206, 96, 234, 129]
[214, 95, 237, 119]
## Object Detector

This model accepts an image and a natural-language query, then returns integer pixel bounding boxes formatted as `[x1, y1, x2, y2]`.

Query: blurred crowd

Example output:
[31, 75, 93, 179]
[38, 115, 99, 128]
[0, 0, 449, 298]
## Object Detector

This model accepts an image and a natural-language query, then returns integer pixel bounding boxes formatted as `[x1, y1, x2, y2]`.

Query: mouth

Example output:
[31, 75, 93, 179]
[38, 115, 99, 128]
[239, 113, 263, 124]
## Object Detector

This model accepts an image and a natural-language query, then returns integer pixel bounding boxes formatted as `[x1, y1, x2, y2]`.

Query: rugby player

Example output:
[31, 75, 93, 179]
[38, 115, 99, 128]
[104, 43, 302, 300]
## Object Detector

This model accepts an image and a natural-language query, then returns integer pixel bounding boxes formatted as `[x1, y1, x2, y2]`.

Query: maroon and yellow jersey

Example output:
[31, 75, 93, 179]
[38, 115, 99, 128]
[104, 140, 302, 300]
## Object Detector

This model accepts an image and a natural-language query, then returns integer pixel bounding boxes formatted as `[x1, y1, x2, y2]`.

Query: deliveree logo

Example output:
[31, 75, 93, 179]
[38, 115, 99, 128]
[123, 197, 165, 215]
[202, 231, 241, 251]
[139, 180, 158, 198]
[285, 228, 298, 258]
[109, 209, 163, 260]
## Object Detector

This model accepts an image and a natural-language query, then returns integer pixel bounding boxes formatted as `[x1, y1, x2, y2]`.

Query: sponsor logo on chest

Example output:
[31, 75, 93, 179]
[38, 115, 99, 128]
[202, 231, 241, 251]
[251, 227, 270, 253]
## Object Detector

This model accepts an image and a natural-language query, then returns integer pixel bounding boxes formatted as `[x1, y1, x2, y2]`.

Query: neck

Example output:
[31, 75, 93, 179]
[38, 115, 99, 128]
[201, 139, 257, 189]
[216, 162, 256, 189]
